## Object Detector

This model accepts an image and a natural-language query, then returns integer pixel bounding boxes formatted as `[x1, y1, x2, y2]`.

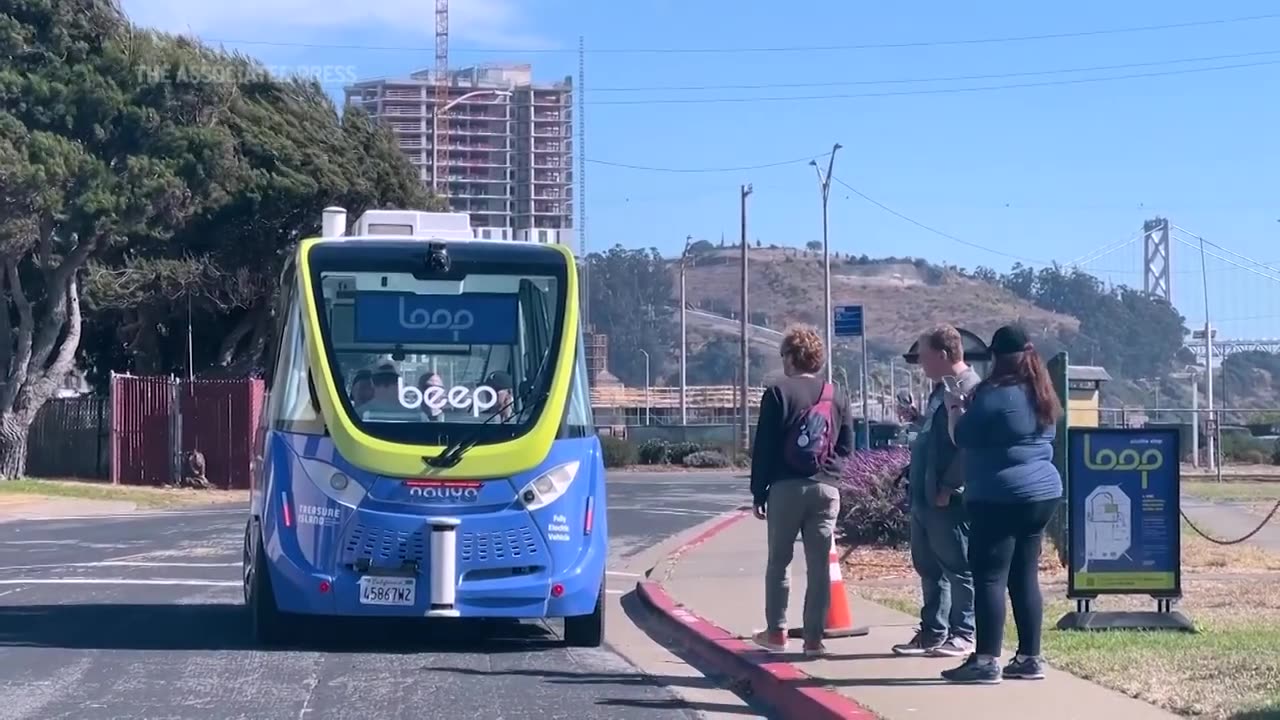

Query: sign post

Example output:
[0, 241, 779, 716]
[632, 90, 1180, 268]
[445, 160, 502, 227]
[833, 305, 869, 449]
[1057, 426, 1195, 632]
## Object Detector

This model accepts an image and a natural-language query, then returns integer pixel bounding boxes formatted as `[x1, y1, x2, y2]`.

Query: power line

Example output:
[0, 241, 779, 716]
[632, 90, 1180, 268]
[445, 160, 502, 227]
[585, 153, 827, 173]
[587, 59, 1280, 105]
[203, 11, 1280, 55]
[1170, 236, 1280, 284]
[590, 48, 1280, 92]
[831, 176, 1048, 264]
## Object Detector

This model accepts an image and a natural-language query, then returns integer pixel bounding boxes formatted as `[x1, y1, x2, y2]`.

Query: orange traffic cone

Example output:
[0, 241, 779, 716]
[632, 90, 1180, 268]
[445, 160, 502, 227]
[788, 536, 870, 639]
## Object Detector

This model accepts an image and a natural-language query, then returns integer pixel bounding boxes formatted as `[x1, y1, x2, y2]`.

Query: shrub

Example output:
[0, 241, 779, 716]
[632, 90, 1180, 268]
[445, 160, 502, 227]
[683, 450, 729, 468]
[1221, 432, 1270, 464]
[600, 436, 636, 468]
[1273, 438, 1280, 466]
[837, 448, 912, 548]
[668, 442, 704, 464]
[637, 439, 670, 465]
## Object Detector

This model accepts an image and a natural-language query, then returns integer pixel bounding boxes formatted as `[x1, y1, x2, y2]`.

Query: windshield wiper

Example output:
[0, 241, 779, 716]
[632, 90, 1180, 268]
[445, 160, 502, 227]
[424, 351, 554, 469]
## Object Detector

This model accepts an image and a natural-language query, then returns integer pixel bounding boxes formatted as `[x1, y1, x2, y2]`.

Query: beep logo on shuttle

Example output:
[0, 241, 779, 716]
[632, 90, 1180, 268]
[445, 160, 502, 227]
[1082, 433, 1163, 489]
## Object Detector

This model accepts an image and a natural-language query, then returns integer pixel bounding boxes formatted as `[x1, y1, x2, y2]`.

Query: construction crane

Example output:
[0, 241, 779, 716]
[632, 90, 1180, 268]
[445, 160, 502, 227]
[434, 0, 449, 198]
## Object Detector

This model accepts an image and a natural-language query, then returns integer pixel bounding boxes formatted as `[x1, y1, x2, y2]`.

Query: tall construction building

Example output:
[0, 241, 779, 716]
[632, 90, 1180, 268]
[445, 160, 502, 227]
[344, 64, 573, 244]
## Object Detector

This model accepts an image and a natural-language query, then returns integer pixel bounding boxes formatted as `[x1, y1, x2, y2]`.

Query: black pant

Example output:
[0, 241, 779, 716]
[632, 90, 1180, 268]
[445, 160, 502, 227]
[966, 499, 1059, 657]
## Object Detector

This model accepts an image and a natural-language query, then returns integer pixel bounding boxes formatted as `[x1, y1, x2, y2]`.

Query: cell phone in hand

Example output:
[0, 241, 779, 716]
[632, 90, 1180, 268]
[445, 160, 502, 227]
[941, 375, 960, 393]
[895, 390, 913, 408]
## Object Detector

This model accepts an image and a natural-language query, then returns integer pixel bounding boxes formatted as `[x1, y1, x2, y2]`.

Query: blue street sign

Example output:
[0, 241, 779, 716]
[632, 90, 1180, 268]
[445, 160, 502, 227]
[834, 305, 864, 337]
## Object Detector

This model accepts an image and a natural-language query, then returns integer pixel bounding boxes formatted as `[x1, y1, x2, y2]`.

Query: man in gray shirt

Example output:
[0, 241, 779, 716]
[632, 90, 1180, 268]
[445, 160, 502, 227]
[892, 325, 980, 658]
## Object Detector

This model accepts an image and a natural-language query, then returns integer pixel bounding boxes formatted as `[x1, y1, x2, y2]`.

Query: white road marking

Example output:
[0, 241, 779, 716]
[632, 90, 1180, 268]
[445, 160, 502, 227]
[107, 547, 238, 562]
[0, 578, 241, 587]
[605, 589, 625, 595]
[11, 508, 244, 522]
[606, 571, 641, 578]
[0, 561, 239, 572]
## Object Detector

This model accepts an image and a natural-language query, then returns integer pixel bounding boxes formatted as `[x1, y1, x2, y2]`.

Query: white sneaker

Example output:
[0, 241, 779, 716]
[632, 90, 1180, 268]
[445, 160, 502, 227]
[931, 636, 975, 657]
[750, 630, 788, 653]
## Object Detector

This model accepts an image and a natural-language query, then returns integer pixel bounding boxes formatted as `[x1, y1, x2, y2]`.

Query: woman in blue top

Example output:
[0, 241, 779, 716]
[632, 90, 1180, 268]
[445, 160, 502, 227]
[940, 325, 1063, 684]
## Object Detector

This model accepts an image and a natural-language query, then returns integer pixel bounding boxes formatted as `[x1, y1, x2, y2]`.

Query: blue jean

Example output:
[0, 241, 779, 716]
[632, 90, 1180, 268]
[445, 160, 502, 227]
[910, 502, 975, 643]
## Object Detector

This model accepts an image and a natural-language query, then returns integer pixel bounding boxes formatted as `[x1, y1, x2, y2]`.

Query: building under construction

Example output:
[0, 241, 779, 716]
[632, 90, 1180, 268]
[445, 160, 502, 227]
[585, 329, 762, 427]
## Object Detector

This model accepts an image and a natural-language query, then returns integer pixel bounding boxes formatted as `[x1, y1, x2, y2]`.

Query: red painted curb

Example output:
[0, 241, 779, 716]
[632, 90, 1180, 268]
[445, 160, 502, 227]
[670, 508, 751, 557]
[636, 509, 878, 720]
[637, 582, 878, 720]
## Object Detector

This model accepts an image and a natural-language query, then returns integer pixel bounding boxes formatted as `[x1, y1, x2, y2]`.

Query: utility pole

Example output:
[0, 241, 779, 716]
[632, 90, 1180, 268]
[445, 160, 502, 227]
[1194, 230, 1217, 473]
[1203, 323, 1216, 471]
[679, 235, 692, 426]
[740, 184, 753, 453]
[810, 144, 842, 381]
[860, 331, 870, 445]
[889, 357, 895, 407]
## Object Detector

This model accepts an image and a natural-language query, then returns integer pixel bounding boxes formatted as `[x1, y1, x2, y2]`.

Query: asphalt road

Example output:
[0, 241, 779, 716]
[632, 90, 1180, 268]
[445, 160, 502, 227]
[0, 471, 754, 720]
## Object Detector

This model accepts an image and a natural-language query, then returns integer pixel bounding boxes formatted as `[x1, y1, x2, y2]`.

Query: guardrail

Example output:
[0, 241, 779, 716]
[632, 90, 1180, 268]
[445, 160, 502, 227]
[590, 385, 765, 409]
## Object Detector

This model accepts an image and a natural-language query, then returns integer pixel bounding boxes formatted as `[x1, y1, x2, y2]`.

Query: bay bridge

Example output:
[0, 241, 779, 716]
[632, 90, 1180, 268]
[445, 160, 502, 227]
[1068, 218, 1280, 361]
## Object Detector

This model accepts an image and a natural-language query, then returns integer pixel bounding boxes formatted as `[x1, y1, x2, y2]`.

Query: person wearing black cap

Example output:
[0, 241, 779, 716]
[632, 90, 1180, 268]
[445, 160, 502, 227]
[484, 371, 514, 420]
[937, 324, 1063, 685]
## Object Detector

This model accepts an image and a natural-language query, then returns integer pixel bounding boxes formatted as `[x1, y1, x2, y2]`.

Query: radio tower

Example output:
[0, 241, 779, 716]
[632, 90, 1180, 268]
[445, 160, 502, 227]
[433, 0, 449, 201]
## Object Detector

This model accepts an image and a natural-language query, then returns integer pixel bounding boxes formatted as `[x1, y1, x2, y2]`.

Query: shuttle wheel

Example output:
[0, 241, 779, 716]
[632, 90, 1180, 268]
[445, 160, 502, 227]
[244, 520, 299, 647]
[564, 580, 605, 648]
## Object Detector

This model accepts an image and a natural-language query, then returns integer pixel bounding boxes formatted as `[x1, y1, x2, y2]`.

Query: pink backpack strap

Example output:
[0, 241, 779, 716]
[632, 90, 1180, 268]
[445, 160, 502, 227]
[818, 382, 834, 402]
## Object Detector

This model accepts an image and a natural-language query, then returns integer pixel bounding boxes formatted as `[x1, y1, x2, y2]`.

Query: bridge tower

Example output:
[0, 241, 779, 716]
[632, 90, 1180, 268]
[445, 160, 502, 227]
[1143, 217, 1172, 302]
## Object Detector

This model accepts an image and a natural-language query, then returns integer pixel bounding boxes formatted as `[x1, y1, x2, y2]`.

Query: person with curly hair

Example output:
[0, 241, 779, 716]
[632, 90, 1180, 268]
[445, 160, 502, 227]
[749, 324, 855, 657]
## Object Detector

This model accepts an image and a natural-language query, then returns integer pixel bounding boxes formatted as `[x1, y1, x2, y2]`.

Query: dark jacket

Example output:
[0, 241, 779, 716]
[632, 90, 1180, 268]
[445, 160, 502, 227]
[749, 375, 855, 507]
[953, 381, 1062, 503]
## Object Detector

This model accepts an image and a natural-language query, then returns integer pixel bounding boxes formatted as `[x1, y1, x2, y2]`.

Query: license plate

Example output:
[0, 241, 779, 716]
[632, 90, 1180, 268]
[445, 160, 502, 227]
[358, 576, 416, 606]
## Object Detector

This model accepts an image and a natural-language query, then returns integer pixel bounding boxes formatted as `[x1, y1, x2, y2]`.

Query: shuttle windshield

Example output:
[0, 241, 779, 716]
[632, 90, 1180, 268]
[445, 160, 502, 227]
[307, 243, 567, 447]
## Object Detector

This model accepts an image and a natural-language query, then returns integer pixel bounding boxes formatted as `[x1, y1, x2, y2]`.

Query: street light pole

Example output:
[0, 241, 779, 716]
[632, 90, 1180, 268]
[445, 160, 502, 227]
[432, 89, 512, 195]
[639, 349, 650, 425]
[679, 235, 692, 426]
[810, 144, 842, 382]
[740, 184, 753, 453]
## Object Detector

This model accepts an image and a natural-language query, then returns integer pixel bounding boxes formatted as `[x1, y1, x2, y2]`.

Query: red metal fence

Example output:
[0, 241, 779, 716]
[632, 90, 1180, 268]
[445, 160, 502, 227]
[109, 374, 263, 488]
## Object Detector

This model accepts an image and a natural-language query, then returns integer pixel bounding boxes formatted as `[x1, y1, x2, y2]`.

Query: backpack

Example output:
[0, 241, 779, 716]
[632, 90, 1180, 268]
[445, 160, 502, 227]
[781, 382, 837, 476]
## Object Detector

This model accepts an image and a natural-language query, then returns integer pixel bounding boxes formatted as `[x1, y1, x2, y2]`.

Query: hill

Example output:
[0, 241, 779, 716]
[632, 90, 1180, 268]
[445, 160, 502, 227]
[672, 245, 1078, 358]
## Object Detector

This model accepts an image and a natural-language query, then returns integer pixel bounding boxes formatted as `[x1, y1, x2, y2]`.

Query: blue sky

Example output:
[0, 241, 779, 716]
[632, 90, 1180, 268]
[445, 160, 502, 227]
[119, 0, 1280, 338]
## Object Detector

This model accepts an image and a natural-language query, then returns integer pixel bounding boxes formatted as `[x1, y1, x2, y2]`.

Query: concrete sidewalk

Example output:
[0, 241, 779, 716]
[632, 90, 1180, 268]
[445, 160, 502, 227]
[660, 515, 1179, 720]
[0, 495, 136, 521]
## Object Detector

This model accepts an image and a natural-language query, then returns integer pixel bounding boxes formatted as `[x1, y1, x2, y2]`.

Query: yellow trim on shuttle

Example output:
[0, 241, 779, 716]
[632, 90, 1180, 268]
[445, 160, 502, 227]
[295, 237, 579, 478]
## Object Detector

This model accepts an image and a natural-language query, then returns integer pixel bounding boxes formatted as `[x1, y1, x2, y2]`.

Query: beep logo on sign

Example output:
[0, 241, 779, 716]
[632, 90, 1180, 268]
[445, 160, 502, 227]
[1082, 433, 1163, 489]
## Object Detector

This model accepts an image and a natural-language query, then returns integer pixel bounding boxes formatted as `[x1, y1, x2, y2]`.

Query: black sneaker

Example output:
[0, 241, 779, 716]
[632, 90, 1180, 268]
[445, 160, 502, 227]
[1003, 656, 1046, 680]
[941, 654, 1002, 684]
[891, 631, 943, 656]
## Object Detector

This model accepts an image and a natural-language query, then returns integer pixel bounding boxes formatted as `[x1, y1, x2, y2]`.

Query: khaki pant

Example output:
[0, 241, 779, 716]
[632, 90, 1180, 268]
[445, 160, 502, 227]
[764, 480, 841, 644]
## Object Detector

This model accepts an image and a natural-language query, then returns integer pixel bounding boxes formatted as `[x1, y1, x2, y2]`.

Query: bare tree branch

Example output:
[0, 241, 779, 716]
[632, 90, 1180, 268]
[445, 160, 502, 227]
[0, 262, 34, 412]
[216, 310, 257, 367]
[0, 271, 10, 382]
[46, 274, 80, 380]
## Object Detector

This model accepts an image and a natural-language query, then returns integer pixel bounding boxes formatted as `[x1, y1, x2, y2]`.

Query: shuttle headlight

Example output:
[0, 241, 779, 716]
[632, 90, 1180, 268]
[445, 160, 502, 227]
[518, 461, 580, 512]
[296, 455, 366, 507]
